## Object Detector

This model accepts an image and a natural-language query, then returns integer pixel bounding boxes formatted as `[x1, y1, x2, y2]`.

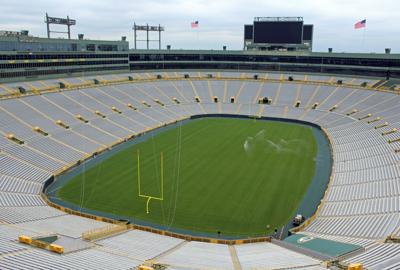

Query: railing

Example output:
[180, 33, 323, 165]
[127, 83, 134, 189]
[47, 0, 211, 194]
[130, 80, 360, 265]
[82, 224, 128, 241]
[41, 112, 336, 243]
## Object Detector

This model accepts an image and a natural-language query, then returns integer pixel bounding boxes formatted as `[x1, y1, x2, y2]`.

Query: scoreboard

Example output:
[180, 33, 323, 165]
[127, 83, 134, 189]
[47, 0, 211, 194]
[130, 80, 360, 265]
[253, 21, 303, 44]
[243, 17, 313, 51]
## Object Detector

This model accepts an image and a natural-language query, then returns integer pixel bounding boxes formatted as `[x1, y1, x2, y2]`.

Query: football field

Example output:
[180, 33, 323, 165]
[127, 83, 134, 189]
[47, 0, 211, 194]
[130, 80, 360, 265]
[57, 117, 318, 237]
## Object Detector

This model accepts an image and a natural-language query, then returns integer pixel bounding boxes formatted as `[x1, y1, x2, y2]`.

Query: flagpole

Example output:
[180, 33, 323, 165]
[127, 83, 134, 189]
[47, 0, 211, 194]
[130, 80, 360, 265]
[362, 25, 366, 52]
[196, 26, 200, 50]
[191, 21, 200, 50]
[355, 19, 367, 52]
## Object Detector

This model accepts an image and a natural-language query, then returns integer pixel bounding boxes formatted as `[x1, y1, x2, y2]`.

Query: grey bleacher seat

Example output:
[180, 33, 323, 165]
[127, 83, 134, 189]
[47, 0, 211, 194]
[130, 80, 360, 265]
[0, 72, 399, 269]
[97, 230, 184, 261]
[235, 242, 321, 270]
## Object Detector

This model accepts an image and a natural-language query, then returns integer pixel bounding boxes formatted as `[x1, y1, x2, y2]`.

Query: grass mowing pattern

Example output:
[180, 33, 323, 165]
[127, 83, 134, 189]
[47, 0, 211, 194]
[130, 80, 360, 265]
[57, 118, 317, 237]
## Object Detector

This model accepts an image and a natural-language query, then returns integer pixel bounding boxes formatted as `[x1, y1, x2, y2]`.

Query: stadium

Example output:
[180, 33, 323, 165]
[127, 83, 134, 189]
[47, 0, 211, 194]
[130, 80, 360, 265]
[0, 10, 400, 270]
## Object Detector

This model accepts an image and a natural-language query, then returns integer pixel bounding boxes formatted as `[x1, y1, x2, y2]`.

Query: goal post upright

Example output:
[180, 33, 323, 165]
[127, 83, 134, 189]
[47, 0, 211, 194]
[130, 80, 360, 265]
[137, 149, 141, 195]
[160, 151, 164, 200]
[136, 150, 164, 214]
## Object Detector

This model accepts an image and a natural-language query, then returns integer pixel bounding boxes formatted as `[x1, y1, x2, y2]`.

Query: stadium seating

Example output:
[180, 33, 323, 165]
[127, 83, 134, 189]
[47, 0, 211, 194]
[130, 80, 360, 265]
[0, 71, 399, 269]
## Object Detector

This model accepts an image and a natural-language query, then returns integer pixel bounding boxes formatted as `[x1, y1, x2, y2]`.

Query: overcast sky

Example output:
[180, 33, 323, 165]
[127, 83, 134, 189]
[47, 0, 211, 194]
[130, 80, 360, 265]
[1, 0, 399, 53]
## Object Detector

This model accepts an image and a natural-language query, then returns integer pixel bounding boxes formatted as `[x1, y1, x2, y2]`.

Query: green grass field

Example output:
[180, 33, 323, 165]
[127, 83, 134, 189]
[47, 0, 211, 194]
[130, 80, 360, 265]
[57, 118, 318, 237]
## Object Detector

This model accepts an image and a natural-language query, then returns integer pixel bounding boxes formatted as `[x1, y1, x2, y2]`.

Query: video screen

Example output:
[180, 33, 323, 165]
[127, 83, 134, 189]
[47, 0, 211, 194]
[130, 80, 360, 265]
[253, 21, 303, 44]
[244, 25, 253, 40]
[303, 24, 313, 41]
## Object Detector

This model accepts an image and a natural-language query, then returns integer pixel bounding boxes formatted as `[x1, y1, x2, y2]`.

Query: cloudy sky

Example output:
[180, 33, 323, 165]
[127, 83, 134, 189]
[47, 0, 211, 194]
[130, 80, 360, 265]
[1, 0, 399, 53]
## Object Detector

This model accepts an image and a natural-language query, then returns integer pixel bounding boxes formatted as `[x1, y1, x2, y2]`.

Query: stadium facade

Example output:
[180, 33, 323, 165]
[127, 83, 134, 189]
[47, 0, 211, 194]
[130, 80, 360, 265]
[0, 30, 399, 84]
[1, 48, 400, 84]
[0, 30, 129, 52]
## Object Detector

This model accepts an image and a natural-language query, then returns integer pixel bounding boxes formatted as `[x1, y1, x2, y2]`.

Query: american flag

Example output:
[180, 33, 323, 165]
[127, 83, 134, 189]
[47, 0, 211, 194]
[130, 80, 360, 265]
[191, 21, 199, 28]
[354, 19, 366, 29]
